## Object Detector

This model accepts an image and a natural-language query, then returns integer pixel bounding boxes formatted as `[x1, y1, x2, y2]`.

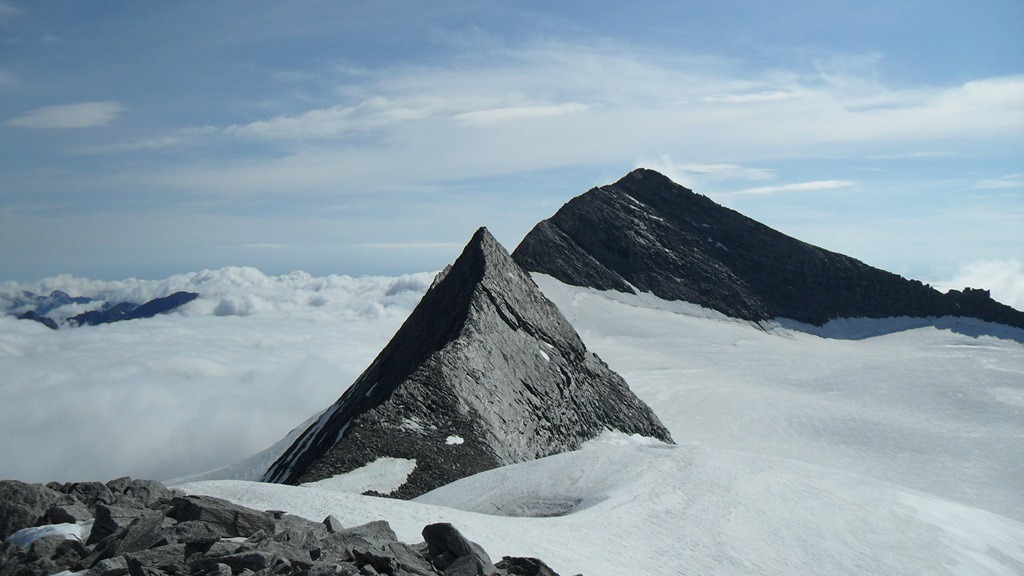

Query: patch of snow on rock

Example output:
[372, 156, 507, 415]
[302, 457, 416, 496]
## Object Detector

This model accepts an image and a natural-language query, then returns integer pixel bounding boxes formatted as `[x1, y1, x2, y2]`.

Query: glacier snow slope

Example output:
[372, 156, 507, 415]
[180, 275, 1024, 576]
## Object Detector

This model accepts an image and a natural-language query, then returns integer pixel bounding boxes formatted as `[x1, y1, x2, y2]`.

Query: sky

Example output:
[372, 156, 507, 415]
[1, 1, 1022, 301]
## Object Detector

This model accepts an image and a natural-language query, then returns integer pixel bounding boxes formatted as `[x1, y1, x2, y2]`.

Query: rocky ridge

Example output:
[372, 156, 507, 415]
[0, 477, 567, 576]
[263, 227, 672, 497]
[6, 290, 199, 329]
[513, 168, 1024, 329]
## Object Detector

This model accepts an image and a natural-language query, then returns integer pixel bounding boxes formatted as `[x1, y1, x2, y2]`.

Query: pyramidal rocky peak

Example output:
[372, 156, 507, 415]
[263, 227, 672, 498]
[513, 168, 1024, 330]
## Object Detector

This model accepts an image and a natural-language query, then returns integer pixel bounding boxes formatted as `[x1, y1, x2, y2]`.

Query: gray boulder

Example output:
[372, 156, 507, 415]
[89, 503, 151, 545]
[167, 495, 275, 538]
[0, 480, 71, 540]
[46, 502, 93, 524]
[85, 512, 168, 566]
[105, 477, 177, 509]
[421, 523, 494, 575]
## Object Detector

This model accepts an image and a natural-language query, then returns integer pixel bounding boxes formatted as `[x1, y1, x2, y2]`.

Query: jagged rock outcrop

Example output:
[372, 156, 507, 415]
[1, 477, 568, 576]
[263, 227, 672, 497]
[513, 168, 1024, 329]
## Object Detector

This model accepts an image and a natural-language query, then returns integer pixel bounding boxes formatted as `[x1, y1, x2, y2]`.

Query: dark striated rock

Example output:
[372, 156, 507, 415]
[168, 495, 276, 539]
[89, 504, 151, 545]
[105, 477, 178, 509]
[263, 227, 672, 497]
[422, 523, 494, 576]
[86, 512, 169, 566]
[494, 557, 561, 576]
[52, 481, 117, 509]
[322, 515, 346, 535]
[169, 520, 220, 546]
[513, 168, 1024, 330]
[123, 544, 189, 575]
[46, 502, 93, 524]
[90, 556, 130, 576]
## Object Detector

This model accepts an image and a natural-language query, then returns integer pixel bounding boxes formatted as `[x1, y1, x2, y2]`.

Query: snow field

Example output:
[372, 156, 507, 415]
[183, 277, 1022, 575]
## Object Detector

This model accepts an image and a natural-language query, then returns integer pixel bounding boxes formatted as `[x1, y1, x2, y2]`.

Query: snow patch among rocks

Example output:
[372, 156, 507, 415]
[5, 520, 93, 548]
[302, 457, 416, 496]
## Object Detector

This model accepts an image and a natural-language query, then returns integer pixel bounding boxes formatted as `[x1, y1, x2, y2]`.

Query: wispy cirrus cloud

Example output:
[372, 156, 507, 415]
[223, 97, 436, 140]
[7, 101, 125, 129]
[976, 174, 1024, 189]
[120, 42, 1022, 207]
[703, 90, 801, 104]
[454, 102, 588, 126]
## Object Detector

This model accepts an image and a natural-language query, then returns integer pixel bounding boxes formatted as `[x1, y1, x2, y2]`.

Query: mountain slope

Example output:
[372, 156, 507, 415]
[262, 227, 671, 497]
[513, 168, 1024, 328]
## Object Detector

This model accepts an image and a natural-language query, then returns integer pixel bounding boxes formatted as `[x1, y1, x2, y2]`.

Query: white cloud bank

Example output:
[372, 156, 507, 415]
[6, 101, 125, 129]
[0, 267, 434, 483]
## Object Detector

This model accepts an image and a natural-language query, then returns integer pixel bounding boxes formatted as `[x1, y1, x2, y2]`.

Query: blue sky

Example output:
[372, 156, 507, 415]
[1, 1, 1022, 300]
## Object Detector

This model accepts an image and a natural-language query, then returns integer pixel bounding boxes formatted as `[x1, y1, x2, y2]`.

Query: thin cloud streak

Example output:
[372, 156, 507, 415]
[7, 101, 126, 129]
[454, 102, 589, 126]
[736, 180, 855, 195]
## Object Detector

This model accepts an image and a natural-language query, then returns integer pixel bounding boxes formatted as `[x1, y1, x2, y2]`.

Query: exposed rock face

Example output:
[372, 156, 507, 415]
[513, 168, 1024, 329]
[263, 227, 672, 497]
[1, 477, 567, 576]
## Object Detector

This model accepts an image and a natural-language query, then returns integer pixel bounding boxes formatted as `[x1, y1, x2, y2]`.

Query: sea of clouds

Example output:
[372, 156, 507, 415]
[2, 258, 1022, 485]
[0, 267, 434, 483]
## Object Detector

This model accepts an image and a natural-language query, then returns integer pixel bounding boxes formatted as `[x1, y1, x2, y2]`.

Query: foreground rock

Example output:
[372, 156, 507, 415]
[513, 168, 1024, 329]
[1, 478, 571, 576]
[263, 227, 671, 497]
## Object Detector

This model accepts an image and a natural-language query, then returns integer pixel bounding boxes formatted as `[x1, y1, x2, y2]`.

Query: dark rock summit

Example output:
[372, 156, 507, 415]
[513, 168, 1024, 329]
[1, 477, 569, 576]
[263, 227, 672, 497]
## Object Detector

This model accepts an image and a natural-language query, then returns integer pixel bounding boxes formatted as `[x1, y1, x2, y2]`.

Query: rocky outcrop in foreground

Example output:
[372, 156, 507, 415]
[0, 478, 568, 576]
[513, 168, 1024, 329]
[263, 228, 671, 497]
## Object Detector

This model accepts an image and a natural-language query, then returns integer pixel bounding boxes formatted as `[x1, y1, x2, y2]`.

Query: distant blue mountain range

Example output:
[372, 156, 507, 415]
[6, 290, 198, 329]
